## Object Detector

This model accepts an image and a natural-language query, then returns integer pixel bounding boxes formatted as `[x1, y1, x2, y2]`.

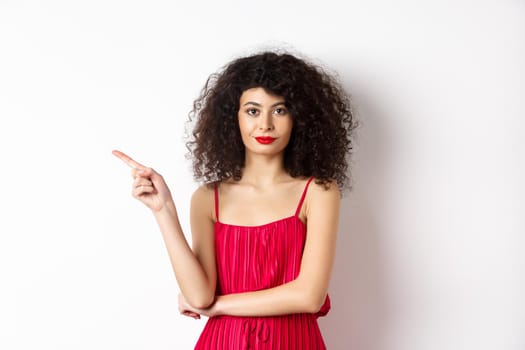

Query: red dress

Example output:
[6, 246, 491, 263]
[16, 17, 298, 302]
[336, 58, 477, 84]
[194, 176, 331, 349]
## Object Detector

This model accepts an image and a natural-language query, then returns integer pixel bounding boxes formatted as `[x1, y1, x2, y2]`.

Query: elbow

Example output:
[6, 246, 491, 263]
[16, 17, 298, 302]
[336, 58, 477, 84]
[295, 278, 327, 314]
[302, 290, 327, 314]
[190, 299, 213, 310]
[187, 293, 215, 310]
[182, 281, 216, 310]
[305, 295, 325, 314]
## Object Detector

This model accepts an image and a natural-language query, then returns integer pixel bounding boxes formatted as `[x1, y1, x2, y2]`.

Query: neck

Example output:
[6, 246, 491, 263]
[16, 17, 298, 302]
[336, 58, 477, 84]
[240, 153, 289, 187]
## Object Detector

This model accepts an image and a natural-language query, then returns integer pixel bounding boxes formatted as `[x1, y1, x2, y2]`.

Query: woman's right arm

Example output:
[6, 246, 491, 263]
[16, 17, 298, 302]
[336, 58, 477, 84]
[112, 149, 216, 309]
[153, 185, 217, 309]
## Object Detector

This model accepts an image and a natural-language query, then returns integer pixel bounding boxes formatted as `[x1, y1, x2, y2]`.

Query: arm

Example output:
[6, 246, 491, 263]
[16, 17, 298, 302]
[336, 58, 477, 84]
[155, 185, 217, 309]
[183, 180, 340, 317]
[111, 150, 217, 310]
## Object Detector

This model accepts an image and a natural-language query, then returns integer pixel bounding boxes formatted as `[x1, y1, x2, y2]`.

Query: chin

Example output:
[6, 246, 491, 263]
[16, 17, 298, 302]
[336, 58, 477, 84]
[251, 148, 286, 156]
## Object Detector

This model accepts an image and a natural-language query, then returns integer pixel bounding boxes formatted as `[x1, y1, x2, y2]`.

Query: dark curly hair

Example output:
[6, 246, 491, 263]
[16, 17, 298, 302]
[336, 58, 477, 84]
[184, 50, 358, 195]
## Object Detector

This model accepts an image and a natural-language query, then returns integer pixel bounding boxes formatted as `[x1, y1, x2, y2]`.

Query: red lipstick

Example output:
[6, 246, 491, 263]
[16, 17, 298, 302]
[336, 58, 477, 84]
[255, 136, 276, 144]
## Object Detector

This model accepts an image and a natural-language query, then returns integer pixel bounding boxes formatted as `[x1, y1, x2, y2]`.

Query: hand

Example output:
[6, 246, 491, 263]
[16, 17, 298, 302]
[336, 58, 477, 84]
[178, 293, 201, 319]
[178, 293, 217, 319]
[112, 149, 174, 212]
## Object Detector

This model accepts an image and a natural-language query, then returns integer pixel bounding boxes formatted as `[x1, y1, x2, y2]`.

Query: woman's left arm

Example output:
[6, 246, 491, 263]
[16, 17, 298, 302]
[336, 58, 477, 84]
[180, 180, 340, 317]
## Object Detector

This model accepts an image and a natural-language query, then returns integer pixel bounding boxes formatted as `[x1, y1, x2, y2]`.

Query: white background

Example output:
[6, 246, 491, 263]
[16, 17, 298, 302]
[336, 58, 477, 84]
[1, 0, 523, 349]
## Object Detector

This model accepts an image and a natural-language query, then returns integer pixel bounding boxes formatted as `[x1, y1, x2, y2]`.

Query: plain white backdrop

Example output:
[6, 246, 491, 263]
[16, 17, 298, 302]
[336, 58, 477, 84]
[1, 0, 523, 349]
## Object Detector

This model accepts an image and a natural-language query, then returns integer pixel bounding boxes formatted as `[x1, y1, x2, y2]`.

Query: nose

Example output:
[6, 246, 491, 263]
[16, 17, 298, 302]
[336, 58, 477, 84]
[258, 113, 274, 131]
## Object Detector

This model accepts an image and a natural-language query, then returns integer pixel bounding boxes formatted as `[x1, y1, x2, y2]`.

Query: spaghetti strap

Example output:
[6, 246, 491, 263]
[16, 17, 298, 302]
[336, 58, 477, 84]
[294, 176, 314, 217]
[214, 183, 219, 222]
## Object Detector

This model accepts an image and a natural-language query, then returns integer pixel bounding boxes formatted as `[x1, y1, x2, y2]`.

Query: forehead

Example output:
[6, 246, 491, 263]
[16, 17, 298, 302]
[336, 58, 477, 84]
[239, 87, 285, 104]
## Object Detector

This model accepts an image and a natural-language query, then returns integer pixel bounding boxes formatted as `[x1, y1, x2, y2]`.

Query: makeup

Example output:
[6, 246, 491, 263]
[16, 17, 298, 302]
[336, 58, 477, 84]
[255, 137, 276, 144]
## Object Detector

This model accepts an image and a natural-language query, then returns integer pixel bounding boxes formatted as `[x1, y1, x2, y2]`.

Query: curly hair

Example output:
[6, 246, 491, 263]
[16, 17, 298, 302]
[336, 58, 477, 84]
[184, 50, 358, 195]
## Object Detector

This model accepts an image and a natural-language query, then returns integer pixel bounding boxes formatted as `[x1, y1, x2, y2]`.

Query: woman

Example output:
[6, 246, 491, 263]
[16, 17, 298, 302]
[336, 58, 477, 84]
[113, 50, 357, 349]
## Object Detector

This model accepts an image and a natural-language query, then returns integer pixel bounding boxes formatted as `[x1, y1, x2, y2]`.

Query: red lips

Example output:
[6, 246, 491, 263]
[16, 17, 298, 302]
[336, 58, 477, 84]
[255, 136, 276, 144]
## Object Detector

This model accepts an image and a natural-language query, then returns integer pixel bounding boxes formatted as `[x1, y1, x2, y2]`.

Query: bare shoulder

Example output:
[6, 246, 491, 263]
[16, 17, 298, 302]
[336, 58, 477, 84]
[191, 182, 217, 222]
[307, 178, 340, 198]
[304, 178, 341, 217]
[192, 182, 215, 201]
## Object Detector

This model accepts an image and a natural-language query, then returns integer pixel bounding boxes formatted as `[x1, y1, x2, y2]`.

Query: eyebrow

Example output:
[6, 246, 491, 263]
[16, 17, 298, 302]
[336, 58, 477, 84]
[242, 101, 286, 107]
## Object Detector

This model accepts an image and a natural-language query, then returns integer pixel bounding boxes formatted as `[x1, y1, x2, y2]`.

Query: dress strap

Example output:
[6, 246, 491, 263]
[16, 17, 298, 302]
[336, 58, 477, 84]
[294, 176, 314, 217]
[214, 183, 219, 222]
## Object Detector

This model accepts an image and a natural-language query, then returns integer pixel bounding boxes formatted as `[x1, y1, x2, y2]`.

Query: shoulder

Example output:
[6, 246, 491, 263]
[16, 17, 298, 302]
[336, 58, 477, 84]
[305, 178, 340, 215]
[191, 182, 217, 221]
[192, 177, 237, 204]
[307, 177, 340, 196]
[192, 182, 216, 200]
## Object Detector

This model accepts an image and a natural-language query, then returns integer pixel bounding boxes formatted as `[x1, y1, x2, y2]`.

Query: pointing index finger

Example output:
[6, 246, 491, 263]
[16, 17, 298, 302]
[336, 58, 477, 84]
[111, 149, 146, 170]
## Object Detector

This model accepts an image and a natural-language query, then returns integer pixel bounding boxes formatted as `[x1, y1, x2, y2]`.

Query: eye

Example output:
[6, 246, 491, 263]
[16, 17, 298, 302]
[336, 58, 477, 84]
[274, 108, 288, 115]
[246, 108, 259, 116]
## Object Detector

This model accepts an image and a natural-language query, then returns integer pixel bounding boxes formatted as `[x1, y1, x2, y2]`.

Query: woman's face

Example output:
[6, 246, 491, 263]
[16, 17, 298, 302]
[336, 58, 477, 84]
[237, 87, 293, 157]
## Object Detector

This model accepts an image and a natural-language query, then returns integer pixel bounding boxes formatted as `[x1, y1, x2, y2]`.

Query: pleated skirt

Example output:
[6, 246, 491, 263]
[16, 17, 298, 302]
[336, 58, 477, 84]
[195, 313, 326, 350]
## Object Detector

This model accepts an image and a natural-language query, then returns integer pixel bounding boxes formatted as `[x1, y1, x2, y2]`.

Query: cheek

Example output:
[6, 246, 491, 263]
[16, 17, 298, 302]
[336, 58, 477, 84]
[282, 119, 294, 135]
[237, 117, 252, 138]
[237, 115, 244, 130]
